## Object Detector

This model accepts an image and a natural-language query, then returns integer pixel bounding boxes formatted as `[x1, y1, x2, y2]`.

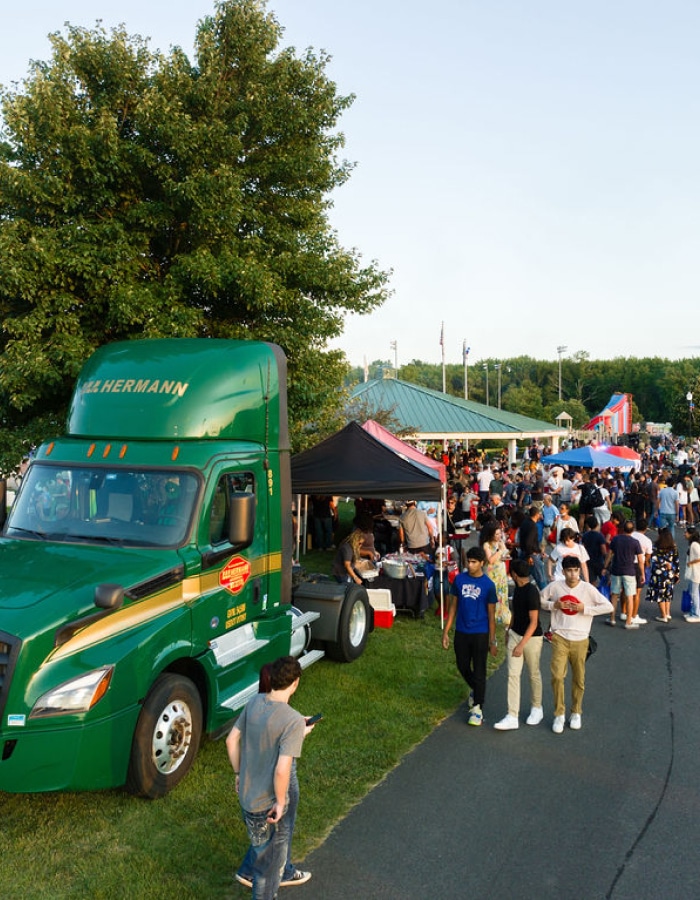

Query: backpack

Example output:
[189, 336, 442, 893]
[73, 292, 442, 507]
[581, 482, 603, 511]
[588, 485, 604, 508]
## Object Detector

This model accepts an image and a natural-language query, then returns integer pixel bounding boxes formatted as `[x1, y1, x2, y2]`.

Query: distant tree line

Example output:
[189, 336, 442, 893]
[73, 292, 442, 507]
[347, 352, 700, 437]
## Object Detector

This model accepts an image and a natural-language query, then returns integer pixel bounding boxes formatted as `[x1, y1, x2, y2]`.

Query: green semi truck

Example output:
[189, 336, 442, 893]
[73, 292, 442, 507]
[0, 339, 371, 797]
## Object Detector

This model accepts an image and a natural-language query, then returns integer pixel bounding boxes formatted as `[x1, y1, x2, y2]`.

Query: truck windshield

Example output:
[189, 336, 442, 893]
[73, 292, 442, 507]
[5, 464, 199, 547]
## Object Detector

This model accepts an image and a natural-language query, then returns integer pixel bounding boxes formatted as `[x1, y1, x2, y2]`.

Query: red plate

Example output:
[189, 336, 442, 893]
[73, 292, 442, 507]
[560, 593, 579, 615]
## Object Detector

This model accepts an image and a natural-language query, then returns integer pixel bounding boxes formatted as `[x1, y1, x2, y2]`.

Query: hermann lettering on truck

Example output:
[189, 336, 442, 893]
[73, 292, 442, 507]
[0, 339, 370, 797]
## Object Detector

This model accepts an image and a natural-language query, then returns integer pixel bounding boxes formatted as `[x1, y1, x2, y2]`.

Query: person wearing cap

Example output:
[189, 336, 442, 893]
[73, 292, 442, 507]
[398, 500, 432, 554]
[540, 556, 613, 734]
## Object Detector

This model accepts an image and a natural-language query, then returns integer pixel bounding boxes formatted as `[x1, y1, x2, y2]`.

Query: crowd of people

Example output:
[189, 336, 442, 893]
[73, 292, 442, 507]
[439, 435, 700, 737]
[230, 436, 700, 896]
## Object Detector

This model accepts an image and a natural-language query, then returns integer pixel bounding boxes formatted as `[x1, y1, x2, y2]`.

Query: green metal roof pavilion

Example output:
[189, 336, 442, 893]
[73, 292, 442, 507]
[350, 378, 568, 455]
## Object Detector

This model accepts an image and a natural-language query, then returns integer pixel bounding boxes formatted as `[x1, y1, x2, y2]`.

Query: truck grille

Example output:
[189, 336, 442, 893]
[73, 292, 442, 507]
[0, 632, 22, 723]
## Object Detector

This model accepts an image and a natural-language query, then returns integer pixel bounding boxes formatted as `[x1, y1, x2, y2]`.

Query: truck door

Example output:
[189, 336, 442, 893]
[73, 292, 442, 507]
[194, 467, 290, 722]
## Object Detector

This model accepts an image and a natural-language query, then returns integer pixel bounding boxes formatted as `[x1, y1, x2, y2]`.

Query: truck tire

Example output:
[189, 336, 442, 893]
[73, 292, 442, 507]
[325, 584, 370, 662]
[126, 673, 203, 798]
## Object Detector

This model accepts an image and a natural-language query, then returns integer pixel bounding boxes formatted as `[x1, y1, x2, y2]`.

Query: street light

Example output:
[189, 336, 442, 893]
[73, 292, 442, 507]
[483, 363, 490, 407]
[687, 391, 694, 438]
[390, 340, 398, 378]
[557, 345, 568, 402]
[463, 342, 470, 401]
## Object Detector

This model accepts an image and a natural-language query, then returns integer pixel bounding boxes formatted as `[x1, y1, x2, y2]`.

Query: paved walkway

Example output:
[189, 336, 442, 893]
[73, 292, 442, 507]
[302, 533, 700, 899]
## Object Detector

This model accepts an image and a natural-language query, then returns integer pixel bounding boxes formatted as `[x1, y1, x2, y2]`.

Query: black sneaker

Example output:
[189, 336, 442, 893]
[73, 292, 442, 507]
[280, 869, 312, 886]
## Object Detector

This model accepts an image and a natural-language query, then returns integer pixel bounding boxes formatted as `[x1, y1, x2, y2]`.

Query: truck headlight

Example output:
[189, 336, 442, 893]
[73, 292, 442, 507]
[30, 666, 114, 718]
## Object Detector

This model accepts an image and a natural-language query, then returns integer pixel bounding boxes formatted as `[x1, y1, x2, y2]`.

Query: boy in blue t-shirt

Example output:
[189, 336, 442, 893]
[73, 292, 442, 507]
[442, 545, 498, 726]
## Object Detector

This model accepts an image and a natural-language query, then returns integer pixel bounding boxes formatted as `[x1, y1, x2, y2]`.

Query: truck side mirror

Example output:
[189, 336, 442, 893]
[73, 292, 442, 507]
[228, 492, 255, 548]
[95, 583, 125, 610]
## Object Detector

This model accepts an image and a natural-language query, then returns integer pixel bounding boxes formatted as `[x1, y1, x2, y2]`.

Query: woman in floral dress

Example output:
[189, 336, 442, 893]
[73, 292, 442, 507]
[647, 528, 680, 622]
[480, 520, 511, 625]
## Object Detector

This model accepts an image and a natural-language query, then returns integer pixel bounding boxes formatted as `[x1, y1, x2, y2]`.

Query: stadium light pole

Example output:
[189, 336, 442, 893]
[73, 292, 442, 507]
[483, 363, 490, 407]
[557, 345, 568, 401]
[390, 340, 398, 378]
[463, 341, 470, 400]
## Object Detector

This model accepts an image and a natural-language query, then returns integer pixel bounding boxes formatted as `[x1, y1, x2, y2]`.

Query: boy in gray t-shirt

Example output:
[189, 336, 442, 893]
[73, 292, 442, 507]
[227, 657, 308, 898]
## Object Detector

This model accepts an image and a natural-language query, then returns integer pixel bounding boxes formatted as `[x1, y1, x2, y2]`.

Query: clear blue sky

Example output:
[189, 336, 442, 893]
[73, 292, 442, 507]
[2, 1, 699, 368]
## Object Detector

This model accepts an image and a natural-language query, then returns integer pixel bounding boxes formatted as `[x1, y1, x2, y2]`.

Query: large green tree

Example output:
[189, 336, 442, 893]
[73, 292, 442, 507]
[0, 0, 389, 466]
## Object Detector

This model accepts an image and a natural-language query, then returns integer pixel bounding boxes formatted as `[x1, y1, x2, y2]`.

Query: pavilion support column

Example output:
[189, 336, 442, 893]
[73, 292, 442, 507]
[508, 439, 517, 467]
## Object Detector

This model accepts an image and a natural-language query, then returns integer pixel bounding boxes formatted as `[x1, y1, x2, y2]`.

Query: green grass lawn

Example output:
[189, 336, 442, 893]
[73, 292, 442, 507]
[3, 507, 505, 898]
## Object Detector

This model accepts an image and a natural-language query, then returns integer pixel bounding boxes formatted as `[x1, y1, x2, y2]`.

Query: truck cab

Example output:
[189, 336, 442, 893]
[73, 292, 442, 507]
[0, 339, 370, 797]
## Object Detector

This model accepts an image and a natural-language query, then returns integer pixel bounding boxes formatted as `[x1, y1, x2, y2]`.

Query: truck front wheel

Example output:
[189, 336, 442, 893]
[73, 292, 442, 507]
[326, 584, 370, 662]
[126, 673, 202, 798]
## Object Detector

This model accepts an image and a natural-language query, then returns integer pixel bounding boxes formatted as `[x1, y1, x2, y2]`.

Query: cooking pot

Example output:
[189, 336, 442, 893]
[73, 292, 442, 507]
[382, 558, 408, 579]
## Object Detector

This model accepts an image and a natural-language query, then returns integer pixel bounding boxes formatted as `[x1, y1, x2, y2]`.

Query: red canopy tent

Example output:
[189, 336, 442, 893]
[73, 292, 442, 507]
[604, 444, 641, 470]
[606, 446, 641, 462]
[360, 420, 446, 484]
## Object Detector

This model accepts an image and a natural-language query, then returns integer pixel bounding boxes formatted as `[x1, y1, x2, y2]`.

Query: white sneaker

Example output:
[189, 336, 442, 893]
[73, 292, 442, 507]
[280, 870, 312, 887]
[526, 706, 544, 726]
[569, 713, 582, 730]
[631, 616, 647, 625]
[685, 615, 700, 623]
[620, 612, 627, 621]
[552, 715, 565, 734]
[468, 704, 483, 726]
[494, 714, 519, 731]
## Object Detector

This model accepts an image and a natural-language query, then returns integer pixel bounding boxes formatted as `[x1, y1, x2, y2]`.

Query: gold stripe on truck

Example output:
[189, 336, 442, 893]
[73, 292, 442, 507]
[49, 552, 283, 662]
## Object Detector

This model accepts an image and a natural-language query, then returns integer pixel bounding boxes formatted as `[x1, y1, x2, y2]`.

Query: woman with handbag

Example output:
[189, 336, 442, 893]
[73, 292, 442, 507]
[683, 527, 700, 622]
[647, 528, 679, 623]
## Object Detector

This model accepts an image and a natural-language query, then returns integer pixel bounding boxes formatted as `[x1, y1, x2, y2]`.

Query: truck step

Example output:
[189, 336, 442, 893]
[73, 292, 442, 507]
[208, 623, 268, 669]
[289, 609, 320, 631]
[219, 648, 325, 713]
[221, 681, 260, 713]
[297, 648, 325, 669]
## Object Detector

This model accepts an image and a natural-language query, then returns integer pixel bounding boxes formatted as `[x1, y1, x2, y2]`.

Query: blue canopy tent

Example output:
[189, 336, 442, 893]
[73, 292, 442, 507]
[543, 446, 634, 470]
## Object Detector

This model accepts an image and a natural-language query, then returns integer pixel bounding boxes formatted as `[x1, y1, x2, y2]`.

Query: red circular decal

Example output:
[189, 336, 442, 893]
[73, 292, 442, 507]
[219, 556, 251, 595]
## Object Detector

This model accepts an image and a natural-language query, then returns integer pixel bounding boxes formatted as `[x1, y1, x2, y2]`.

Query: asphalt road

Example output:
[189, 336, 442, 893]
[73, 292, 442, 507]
[302, 538, 700, 900]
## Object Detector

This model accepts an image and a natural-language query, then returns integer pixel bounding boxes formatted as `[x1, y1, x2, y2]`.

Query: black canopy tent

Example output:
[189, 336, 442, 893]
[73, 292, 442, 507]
[291, 421, 448, 618]
[290, 421, 442, 500]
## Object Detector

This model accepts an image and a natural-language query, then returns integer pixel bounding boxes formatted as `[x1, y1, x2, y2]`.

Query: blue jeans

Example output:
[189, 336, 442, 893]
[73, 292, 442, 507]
[313, 516, 333, 550]
[239, 765, 299, 884]
[241, 804, 290, 900]
[659, 512, 676, 531]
